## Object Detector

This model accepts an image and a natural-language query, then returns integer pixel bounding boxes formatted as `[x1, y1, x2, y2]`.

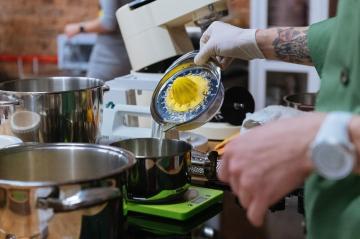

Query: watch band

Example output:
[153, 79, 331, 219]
[79, 25, 85, 33]
[313, 112, 353, 145]
[311, 112, 355, 180]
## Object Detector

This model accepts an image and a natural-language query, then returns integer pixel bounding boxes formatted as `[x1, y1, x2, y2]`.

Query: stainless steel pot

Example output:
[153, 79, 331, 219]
[283, 93, 317, 111]
[0, 77, 109, 143]
[0, 143, 136, 239]
[111, 138, 192, 203]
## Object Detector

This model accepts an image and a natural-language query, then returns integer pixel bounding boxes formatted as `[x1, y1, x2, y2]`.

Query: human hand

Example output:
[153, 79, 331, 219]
[219, 113, 325, 226]
[194, 21, 264, 69]
[64, 23, 81, 38]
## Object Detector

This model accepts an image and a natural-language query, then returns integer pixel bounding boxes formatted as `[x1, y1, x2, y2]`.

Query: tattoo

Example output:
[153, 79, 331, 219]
[272, 28, 312, 64]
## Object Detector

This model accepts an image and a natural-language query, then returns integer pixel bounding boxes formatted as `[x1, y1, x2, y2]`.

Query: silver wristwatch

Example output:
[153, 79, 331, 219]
[310, 112, 356, 180]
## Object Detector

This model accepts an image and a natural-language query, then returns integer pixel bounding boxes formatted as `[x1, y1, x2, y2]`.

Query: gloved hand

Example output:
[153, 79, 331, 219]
[194, 21, 264, 69]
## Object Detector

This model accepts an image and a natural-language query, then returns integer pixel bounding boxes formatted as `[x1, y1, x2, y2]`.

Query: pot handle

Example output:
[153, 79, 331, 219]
[102, 84, 110, 92]
[297, 105, 314, 111]
[37, 187, 121, 212]
[0, 97, 22, 106]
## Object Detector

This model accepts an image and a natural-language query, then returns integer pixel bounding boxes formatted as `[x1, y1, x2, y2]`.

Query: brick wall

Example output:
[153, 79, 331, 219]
[225, 0, 250, 27]
[0, 0, 98, 79]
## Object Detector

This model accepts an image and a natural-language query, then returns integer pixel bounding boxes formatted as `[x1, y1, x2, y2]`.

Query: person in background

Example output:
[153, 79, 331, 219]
[64, 0, 130, 81]
[195, 1, 360, 239]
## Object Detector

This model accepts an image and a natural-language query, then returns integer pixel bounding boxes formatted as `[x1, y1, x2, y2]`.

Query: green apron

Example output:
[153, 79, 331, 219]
[306, 1, 360, 238]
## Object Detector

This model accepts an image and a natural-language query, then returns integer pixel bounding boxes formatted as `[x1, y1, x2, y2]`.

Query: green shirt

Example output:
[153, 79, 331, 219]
[306, 1, 360, 239]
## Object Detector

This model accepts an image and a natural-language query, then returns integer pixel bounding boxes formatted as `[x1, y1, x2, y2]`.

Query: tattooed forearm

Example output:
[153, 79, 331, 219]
[255, 27, 313, 66]
[272, 27, 312, 64]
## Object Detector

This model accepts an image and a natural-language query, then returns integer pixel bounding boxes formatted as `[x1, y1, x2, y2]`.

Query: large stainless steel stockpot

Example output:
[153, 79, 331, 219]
[0, 143, 136, 239]
[111, 138, 192, 203]
[0, 77, 108, 143]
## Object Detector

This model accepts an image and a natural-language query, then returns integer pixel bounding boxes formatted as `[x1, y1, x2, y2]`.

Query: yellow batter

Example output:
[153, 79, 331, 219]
[166, 75, 209, 112]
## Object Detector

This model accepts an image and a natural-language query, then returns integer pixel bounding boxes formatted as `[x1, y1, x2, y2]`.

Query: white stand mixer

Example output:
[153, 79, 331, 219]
[116, 0, 227, 71]
[101, 0, 241, 146]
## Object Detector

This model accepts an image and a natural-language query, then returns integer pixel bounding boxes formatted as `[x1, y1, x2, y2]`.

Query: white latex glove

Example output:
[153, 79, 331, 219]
[194, 21, 265, 68]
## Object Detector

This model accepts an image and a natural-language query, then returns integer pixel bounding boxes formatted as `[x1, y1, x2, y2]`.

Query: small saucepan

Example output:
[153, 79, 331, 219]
[111, 138, 192, 203]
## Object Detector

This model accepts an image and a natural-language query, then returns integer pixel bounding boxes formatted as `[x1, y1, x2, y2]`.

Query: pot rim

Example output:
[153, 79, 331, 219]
[110, 138, 193, 159]
[0, 77, 105, 95]
[0, 143, 136, 188]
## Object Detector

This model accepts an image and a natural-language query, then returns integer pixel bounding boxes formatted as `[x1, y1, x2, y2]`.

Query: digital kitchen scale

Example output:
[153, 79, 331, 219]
[127, 203, 223, 236]
[126, 186, 223, 221]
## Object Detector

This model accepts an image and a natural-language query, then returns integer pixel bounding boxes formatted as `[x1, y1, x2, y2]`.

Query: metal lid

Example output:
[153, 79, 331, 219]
[0, 143, 136, 187]
[151, 51, 222, 129]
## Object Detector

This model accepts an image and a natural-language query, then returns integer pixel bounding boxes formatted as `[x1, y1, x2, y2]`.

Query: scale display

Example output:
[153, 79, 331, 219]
[126, 186, 223, 221]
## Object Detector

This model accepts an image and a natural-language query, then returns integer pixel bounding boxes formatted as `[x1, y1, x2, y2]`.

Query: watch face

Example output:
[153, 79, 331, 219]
[312, 143, 355, 180]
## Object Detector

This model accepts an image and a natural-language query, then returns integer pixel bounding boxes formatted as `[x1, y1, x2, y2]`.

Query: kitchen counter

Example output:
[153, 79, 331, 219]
[0, 186, 305, 239]
[124, 189, 306, 239]
[0, 179, 305, 239]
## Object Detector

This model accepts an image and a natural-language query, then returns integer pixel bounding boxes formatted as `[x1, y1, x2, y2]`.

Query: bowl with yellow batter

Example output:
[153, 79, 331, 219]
[151, 51, 223, 131]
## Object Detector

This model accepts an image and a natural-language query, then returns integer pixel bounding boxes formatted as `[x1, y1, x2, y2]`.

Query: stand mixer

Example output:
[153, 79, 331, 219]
[116, 0, 227, 71]
[101, 1, 230, 221]
[102, 0, 256, 221]
[102, 0, 243, 144]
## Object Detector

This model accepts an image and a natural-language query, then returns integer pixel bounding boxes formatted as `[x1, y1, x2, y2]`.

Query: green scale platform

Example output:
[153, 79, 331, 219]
[126, 186, 223, 221]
